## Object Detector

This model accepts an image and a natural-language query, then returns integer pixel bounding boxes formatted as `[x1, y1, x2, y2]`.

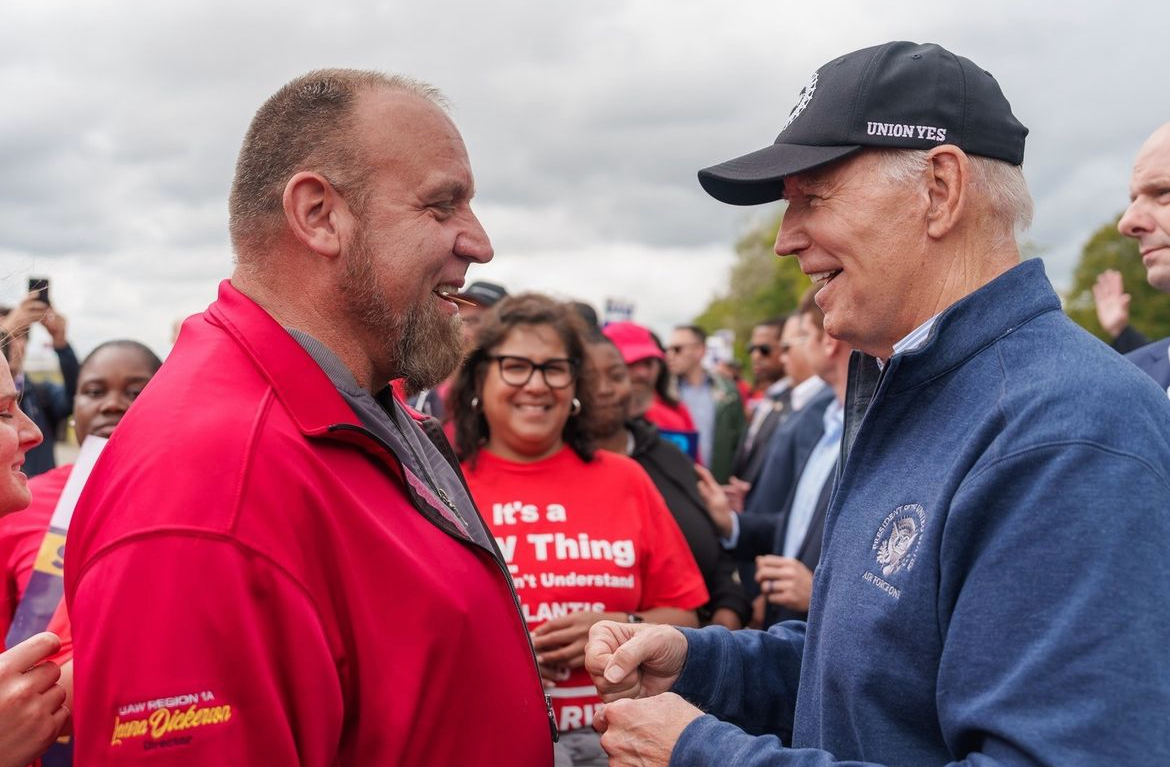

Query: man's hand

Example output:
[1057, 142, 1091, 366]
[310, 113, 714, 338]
[0, 633, 69, 767]
[695, 464, 734, 538]
[531, 610, 610, 670]
[40, 308, 68, 349]
[709, 607, 743, 630]
[584, 621, 688, 702]
[593, 693, 703, 767]
[722, 476, 751, 513]
[0, 293, 49, 339]
[749, 594, 766, 629]
[755, 555, 814, 612]
[1092, 269, 1132, 339]
[537, 662, 570, 689]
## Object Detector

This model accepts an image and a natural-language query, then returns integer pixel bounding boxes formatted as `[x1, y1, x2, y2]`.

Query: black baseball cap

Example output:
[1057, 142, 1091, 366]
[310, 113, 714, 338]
[698, 41, 1029, 206]
[457, 280, 508, 307]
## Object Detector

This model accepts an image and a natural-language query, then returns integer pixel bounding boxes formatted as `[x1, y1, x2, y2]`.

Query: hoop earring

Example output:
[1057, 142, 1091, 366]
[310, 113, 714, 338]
[470, 396, 481, 411]
[570, 398, 582, 416]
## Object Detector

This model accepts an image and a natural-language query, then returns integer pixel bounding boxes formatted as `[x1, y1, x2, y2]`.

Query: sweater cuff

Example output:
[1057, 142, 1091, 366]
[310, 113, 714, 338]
[672, 626, 730, 709]
[669, 714, 787, 767]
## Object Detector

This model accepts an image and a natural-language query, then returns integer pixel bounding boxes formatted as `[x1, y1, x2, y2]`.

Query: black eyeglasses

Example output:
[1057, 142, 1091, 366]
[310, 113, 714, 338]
[748, 344, 774, 356]
[487, 355, 578, 389]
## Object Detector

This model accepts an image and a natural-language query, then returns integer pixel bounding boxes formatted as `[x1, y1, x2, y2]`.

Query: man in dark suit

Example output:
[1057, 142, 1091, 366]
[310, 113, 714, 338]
[728, 313, 825, 501]
[729, 386, 832, 603]
[751, 296, 851, 627]
[1118, 121, 1170, 395]
[735, 317, 788, 481]
[702, 290, 848, 626]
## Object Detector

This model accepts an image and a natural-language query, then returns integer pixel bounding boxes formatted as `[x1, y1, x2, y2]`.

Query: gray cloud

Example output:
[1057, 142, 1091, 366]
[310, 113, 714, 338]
[1, 0, 1167, 367]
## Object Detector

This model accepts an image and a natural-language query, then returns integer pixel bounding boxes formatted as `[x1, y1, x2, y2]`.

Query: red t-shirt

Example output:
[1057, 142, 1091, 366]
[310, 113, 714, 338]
[0, 464, 73, 660]
[462, 447, 708, 733]
[644, 397, 695, 432]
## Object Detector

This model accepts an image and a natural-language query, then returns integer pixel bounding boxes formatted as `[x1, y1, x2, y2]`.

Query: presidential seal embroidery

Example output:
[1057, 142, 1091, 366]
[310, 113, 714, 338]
[782, 72, 818, 131]
[871, 504, 927, 577]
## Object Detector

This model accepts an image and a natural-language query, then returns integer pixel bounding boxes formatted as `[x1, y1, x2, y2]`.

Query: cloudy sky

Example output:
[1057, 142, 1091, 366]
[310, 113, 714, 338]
[1, 0, 1166, 366]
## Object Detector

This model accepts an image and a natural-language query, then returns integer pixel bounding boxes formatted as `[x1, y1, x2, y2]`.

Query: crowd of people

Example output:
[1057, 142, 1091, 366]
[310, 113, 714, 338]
[0, 39, 1167, 767]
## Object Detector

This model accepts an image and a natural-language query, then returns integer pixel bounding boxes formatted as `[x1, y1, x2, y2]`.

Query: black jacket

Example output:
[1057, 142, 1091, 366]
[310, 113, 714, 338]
[626, 418, 750, 626]
[18, 343, 79, 478]
[731, 385, 793, 486]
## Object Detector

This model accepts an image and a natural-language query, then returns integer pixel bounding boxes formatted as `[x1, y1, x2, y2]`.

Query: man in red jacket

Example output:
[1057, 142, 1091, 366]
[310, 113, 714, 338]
[65, 70, 555, 766]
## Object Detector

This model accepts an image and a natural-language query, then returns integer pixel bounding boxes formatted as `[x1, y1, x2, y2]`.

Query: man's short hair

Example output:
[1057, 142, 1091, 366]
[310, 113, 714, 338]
[228, 69, 445, 259]
[754, 316, 788, 335]
[675, 325, 708, 345]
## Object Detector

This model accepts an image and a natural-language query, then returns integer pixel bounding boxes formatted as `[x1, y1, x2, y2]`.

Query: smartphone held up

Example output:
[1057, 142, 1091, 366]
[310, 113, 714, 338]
[28, 277, 50, 306]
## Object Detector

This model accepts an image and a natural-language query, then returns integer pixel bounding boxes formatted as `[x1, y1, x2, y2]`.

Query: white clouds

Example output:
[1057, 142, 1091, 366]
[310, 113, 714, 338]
[0, 0, 1167, 361]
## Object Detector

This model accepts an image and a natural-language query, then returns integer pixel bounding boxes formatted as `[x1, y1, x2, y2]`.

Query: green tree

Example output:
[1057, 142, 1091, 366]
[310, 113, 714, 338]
[1064, 217, 1170, 342]
[693, 208, 811, 370]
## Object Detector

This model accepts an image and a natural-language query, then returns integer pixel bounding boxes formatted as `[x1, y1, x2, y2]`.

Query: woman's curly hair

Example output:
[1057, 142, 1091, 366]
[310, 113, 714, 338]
[448, 293, 598, 468]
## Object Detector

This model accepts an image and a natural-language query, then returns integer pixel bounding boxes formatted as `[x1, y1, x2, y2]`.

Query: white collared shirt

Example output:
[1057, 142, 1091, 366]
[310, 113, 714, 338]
[876, 314, 941, 370]
[782, 400, 844, 558]
[790, 375, 828, 412]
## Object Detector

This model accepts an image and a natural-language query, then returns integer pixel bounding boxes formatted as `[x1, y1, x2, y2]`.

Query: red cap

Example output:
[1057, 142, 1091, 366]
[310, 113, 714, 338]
[603, 322, 664, 365]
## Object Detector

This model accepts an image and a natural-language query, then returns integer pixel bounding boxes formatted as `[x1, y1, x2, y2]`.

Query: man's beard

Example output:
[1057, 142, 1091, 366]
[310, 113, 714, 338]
[584, 400, 626, 441]
[343, 235, 464, 393]
[627, 384, 654, 419]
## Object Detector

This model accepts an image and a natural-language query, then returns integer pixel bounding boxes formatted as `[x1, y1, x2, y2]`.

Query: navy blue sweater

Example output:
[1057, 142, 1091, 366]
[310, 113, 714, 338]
[670, 259, 1170, 766]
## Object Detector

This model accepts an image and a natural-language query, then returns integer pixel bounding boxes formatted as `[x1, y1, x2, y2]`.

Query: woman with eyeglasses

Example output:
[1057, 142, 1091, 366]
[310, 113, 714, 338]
[449, 294, 707, 767]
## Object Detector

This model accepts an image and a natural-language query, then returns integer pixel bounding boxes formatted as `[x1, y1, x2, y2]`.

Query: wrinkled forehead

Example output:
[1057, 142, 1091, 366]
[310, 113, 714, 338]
[781, 151, 870, 198]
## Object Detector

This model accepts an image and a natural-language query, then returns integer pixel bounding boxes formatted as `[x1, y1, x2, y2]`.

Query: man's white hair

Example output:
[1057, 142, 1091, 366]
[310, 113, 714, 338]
[873, 149, 1034, 242]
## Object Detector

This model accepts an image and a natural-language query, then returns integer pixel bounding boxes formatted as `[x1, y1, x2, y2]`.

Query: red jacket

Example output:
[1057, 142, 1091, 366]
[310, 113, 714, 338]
[65, 281, 554, 766]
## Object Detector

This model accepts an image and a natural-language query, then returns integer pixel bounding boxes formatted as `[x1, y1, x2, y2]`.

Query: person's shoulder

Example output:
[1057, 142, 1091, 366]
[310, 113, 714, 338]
[992, 316, 1170, 453]
[589, 448, 655, 482]
[1126, 335, 1170, 355]
[583, 452, 676, 523]
[781, 388, 831, 433]
[70, 344, 327, 543]
[1007, 314, 1161, 398]
[1125, 336, 1170, 369]
[112, 353, 282, 460]
[633, 423, 693, 469]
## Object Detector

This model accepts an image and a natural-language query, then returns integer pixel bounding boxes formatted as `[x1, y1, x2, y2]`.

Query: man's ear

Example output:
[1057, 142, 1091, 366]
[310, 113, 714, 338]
[282, 172, 348, 258]
[924, 146, 970, 240]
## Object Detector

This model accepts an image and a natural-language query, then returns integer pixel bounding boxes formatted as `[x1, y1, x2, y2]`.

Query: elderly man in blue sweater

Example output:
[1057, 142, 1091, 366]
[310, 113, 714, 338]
[585, 41, 1170, 767]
